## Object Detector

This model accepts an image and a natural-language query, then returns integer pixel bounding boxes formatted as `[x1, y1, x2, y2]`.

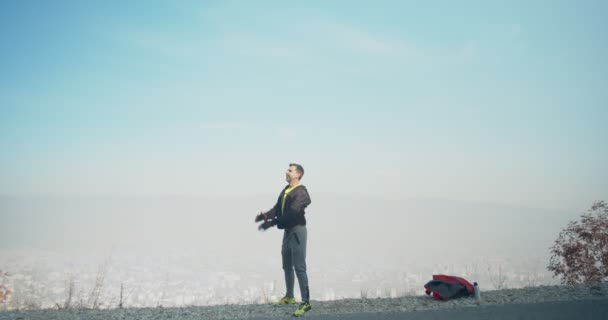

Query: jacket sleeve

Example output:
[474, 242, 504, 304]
[275, 187, 311, 226]
[264, 186, 287, 221]
[264, 201, 279, 220]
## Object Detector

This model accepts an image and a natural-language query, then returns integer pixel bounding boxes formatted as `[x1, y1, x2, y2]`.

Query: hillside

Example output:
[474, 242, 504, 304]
[2, 283, 606, 320]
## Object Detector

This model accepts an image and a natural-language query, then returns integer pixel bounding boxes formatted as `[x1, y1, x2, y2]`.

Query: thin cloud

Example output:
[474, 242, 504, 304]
[275, 127, 297, 141]
[374, 168, 402, 178]
[227, 36, 309, 61]
[510, 24, 524, 39]
[457, 40, 476, 62]
[122, 29, 202, 58]
[318, 22, 420, 58]
[223, 19, 420, 63]
[199, 122, 244, 130]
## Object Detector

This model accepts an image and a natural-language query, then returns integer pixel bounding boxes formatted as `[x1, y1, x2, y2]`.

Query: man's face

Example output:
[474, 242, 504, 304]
[285, 166, 300, 183]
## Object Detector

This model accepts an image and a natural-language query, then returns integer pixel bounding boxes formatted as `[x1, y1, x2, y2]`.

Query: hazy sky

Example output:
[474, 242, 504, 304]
[1, 0, 606, 211]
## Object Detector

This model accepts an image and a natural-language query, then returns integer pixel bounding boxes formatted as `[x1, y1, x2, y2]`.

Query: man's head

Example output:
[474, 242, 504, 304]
[286, 163, 304, 183]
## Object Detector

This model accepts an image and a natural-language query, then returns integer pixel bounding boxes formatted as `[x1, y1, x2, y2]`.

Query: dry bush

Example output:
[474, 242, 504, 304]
[359, 287, 370, 299]
[156, 272, 169, 308]
[117, 282, 137, 308]
[260, 286, 271, 304]
[0, 270, 11, 306]
[548, 200, 608, 285]
[87, 257, 112, 309]
[9, 268, 42, 310]
[487, 264, 507, 290]
[55, 272, 76, 310]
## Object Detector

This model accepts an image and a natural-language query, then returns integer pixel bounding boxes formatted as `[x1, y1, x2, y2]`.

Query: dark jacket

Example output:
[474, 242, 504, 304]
[264, 184, 311, 229]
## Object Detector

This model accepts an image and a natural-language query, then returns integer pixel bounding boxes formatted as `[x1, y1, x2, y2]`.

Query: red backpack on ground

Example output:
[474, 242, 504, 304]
[424, 274, 475, 301]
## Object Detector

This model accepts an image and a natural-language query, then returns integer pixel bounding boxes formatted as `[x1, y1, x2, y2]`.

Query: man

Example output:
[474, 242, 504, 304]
[255, 163, 312, 317]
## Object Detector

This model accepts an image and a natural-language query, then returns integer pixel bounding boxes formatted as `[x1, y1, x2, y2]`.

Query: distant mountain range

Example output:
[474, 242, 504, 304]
[0, 194, 578, 265]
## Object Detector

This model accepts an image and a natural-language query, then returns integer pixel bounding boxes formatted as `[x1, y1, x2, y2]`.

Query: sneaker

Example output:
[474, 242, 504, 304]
[274, 296, 297, 305]
[293, 301, 312, 317]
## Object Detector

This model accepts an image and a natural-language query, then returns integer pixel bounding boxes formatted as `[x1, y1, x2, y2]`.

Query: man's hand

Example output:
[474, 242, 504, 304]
[255, 212, 267, 222]
[258, 220, 273, 231]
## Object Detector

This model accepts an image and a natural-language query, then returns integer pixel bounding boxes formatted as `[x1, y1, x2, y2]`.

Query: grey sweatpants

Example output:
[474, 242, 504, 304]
[282, 225, 309, 302]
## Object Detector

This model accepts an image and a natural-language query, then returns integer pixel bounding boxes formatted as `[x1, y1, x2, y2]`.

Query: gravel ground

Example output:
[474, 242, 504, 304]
[2, 283, 607, 320]
[294, 299, 608, 320]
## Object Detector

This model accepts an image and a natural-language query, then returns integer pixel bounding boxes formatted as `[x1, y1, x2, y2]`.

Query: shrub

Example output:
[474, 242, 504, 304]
[548, 200, 608, 285]
[0, 270, 11, 304]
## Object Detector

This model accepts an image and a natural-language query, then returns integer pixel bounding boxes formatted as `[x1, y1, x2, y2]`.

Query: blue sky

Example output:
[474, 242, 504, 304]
[1, 0, 606, 211]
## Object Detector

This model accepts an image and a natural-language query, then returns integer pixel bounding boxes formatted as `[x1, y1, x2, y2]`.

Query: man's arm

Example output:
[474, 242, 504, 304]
[264, 187, 287, 220]
[256, 201, 280, 230]
[288, 188, 311, 212]
[255, 199, 280, 222]
[264, 201, 279, 219]
[275, 187, 311, 226]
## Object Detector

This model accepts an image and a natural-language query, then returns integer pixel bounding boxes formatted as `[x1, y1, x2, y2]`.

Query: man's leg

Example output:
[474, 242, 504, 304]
[292, 226, 309, 302]
[282, 230, 295, 298]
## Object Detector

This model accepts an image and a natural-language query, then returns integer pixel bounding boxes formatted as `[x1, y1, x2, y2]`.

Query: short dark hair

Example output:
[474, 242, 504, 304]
[289, 163, 304, 179]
